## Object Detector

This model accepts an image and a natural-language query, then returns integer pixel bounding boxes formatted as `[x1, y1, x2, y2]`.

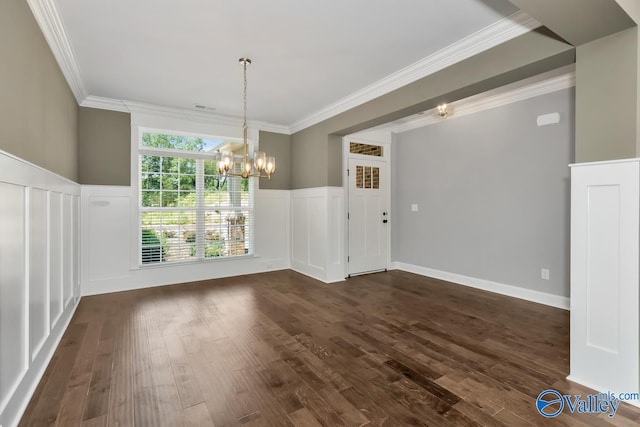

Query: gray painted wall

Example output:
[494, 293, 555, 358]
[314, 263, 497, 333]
[258, 131, 291, 190]
[78, 107, 131, 185]
[575, 27, 638, 162]
[392, 88, 575, 297]
[513, 1, 640, 163]
[0, 0, 78, 181]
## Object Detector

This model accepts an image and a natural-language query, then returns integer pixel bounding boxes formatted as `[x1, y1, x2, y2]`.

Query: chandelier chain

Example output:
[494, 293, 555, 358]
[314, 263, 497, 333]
[243, 59, 248, 131]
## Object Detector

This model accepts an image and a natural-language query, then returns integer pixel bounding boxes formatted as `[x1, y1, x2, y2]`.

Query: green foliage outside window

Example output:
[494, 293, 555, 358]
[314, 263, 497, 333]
[139, 132, 250, 263]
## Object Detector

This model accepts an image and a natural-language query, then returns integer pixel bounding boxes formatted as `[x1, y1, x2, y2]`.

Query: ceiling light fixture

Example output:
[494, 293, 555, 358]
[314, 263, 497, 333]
[217, 58, 276, 179]
[436, 104, 449, 118]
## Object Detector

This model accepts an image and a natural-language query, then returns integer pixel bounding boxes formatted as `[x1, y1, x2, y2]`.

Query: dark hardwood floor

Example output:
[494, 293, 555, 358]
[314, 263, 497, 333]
[19, 270, 640, 426]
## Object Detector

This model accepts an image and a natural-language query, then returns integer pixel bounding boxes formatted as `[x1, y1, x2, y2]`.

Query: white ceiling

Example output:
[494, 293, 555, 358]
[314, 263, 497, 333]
[54, 0, 520, 127]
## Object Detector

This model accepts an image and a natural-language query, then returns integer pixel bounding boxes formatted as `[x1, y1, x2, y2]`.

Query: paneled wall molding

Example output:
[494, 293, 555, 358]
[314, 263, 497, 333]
[25, 0, 87, 103]
[390, 262, 570, 310]
[570, 158, 640, 404]
[0, 150, 80, 427]
[289, 11, 541, 133]
[81, 186, 291, 296]
[290, 187, 345, 283]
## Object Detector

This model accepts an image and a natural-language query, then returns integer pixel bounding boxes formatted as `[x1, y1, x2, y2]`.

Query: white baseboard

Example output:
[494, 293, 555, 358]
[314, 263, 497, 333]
[566, 376, 640, 408]
[83, 258, 290, 296]
[390, 262, 570, 310]
[290, 261, 327, 284]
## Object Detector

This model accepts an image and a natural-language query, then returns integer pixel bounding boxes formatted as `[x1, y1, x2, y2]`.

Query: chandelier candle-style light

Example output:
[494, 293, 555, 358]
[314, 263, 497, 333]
[217, 58, 276, 179]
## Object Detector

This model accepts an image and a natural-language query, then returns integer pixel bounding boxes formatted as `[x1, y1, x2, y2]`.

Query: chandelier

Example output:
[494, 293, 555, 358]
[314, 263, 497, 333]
[217, 58, 276, 179]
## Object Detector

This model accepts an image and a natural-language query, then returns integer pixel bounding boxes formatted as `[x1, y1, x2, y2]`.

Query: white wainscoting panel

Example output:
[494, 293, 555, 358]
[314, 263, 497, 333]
[290, 187, 345, 283]
[81, 186, 291, 295]
[0, 150, 80, 427]
[86, 191, 131, 282]
[569, 159, 640, 401]
[326, 189, 345, 282]
[73, 195, 80, 299]
[62, 194, 73, 309]
[254, 190, 291, 271]
[48, 192, 63, 326]
[0, 182, 27, 421]
[28, 189, 48, 362]
[291, 196, 310, 268]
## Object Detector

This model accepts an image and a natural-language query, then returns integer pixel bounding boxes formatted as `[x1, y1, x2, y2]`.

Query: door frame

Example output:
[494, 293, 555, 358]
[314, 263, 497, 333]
[342, 136, 392, 278]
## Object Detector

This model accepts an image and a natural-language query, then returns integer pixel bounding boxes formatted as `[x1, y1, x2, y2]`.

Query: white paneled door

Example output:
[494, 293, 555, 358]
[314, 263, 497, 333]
[348, 157, 388, 276]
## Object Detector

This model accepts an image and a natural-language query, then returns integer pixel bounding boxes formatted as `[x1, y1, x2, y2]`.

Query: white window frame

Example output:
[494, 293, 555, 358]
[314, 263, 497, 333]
[129, 113, 259, 269]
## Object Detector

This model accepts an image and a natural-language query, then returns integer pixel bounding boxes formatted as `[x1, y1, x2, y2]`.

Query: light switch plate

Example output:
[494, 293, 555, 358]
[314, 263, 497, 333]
[411, 204, 418, 212]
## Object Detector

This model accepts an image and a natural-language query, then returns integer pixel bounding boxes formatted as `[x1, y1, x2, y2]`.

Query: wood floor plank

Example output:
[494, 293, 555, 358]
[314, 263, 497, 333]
[55, 315, 105, 426]
[18, 270, 640, 427]
[107, 310, 134, 427]
[183, 403, 215, 427]
[25, 322, 88, 426]
[287, 407, 323, 427]
[314, 386, 370, 427]
[83, 336, 115, 420]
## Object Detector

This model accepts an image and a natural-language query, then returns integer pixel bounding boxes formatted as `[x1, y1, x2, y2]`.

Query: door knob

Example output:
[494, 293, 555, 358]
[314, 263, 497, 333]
[383, 219, 388, 224]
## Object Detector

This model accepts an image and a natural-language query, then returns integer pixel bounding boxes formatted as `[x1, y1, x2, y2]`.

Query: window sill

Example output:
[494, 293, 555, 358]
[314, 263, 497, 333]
[134, 253, 257, 270]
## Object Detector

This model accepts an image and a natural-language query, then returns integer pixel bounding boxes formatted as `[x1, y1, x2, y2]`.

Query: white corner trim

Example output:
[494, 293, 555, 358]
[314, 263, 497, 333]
[288, 11, 541, 134]
[80, 96, 291, 134]
[26, 0, 87, 103]
[390, 69, 575, 133]
[390, 262, 570, 310]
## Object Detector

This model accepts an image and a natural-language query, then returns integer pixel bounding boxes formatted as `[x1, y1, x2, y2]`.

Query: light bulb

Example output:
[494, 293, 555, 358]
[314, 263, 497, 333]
[254, 151, 266, 171]
[265, 156, 276, 175]
[219, 152, 233, 174]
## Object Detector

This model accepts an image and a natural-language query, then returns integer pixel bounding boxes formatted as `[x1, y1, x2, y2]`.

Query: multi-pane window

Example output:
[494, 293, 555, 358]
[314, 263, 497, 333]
[355, 165, 380, 189]
[139, 132, 252, 265]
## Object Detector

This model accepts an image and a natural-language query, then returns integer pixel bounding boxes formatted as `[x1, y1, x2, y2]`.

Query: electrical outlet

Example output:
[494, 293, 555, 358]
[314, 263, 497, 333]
[411, 204, 418, 212]
[541, 268, 550, 280]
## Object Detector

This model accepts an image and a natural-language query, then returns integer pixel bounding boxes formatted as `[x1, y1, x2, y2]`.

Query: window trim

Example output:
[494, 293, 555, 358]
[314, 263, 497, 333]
[130, 120, 259, 270]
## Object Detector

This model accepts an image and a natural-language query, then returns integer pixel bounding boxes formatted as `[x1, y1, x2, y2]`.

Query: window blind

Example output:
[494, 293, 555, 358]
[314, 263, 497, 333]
[139, 137, 253, 265]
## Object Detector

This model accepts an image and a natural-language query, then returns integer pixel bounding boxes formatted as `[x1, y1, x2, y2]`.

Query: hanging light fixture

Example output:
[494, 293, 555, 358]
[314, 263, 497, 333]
[217, 58, 276, 179]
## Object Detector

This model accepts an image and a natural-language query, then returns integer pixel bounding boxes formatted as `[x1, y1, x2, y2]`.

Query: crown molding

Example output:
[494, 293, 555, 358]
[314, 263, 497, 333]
[288, 11, 541, 134]
[31, 1, 539, 136]
[26, 0, 87, 103]
[81, 96, 130, 113]
[389, 69, 575, 134]
[81, 96, 291, 134]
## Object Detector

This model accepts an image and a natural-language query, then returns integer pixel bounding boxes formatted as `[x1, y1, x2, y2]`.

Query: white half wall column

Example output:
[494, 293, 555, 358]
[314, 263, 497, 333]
[290, 187, 345, 283]
[569, 158, 640, 405]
